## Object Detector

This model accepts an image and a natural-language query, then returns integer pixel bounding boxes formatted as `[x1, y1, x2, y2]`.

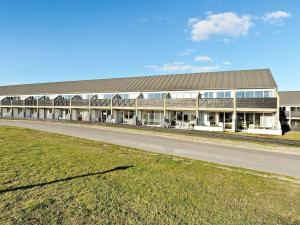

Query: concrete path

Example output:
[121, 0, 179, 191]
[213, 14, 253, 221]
[1, 119, 300, 179]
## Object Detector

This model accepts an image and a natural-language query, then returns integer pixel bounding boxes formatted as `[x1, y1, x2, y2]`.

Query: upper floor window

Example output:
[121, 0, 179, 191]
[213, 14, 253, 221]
[147, 93, 166, 99]
[216, 91, 231, 98]
[264, 91, 273, 98]
[237, 90, 274, 98]
[204, 92, 214, 98]
[119, 94, 129, 99]
[103, 94, 113, 99]
[255, 91, 264, 98]
[245, 91, 254, 98]
[170, 92, 197, 98]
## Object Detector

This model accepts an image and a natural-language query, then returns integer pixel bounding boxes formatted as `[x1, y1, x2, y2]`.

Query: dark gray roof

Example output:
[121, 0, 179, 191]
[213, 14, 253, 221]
[279, 91, 300, 106]
[0, 69, 277, 96]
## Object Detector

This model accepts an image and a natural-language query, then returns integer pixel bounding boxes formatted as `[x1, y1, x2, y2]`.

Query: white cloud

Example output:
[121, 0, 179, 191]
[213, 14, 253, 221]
[223, 61, 231, 65]
[179, 49, 194, 56]
[188, 12, 253, 41]
[147, 61, 219, 73]
[262, 11, 291, 24]
[194, 55, 212, 62]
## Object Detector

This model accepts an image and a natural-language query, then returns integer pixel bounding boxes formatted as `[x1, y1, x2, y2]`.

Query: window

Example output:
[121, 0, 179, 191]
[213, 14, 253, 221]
[129, 111, 134, 119]
[209, 112, 216, 125]
[103, 94, 112, 99]
[204, 92, 214, 98]
[120, 94, 129, 99]
[264, 91, 272, 98]
[245, 91, 254, 98]
[176, 112, 183, 121]
[255, 91, 263, 98]
[147, 93, 165, 99]
[216, 92, 225, 98]
[225, 92, 231, 98]
[216, 91, 231, 98]
[236, 91, 244, 98]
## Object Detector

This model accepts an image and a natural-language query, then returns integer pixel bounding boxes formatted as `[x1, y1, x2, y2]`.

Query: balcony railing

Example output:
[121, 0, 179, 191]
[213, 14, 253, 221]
[71, 99, 90, 107]
[90, 99, 111, 107]
[136, 99, 164, 108]
[236, 98, 277, 109]
[291, 111, 300, 118]
[1, 100, 11, 106]
[39, 99, 53, 106]
[25, 99, 38, 106]
[54, 99, 70, 106]
[199, 98, 234, 108]
[165, 98, 197, 108]
[113, 99, 136, 107]
[12, 100, 24, 106]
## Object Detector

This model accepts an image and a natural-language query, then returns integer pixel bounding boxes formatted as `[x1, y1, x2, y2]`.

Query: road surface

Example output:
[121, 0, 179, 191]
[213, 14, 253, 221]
[1, 119, 300, 179]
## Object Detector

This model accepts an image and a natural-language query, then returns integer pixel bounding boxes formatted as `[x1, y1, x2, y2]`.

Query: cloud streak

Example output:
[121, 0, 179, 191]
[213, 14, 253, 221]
[262, 11, 291, 25]
[195, 55, 212, 62]
[147, 62, 219, 73]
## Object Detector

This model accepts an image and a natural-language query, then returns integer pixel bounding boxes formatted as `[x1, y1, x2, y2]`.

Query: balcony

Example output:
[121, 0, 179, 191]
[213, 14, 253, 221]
[39, 99, 53, 106]
[12, 100, 24, 106]
[112, 99, 136, 108]
[90, 99, 111, 107]
[199, 98, 234, 108]
[291, 111, 300, 118]
[236, 98, 277, 109]
[54, 99, 70, 107]
[25, 99, 38, 106]
[136, 99, 164, 108]
[71, 99, 90, 107]
[1, 100, 11, 106]
[165, 98, 196, 109]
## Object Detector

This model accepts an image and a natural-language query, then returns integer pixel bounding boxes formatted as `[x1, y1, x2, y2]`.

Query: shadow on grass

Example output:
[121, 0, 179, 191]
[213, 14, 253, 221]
[0, 165, 133, 195]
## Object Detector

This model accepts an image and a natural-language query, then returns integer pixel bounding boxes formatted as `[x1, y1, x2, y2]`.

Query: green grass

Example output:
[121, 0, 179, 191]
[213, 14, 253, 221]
[0, 126, 299, 225]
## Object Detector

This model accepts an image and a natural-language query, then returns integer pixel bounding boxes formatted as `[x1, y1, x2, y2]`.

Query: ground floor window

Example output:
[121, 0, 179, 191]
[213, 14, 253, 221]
[219, 112, 233, 129]
[101, 110, 111, 122]
[199, 112, 232, 129]
[237, 112, 275, 130]
[167, 111, 196, 128]
[142, 111, 163, 126]
[119, 110, 135, 124]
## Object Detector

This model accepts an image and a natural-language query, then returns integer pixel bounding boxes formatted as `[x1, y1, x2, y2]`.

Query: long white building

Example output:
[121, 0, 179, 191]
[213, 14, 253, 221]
[0, 68, 283, 135]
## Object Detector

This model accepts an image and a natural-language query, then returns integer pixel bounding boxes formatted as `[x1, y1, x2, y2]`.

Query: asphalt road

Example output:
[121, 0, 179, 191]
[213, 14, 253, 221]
[1, 119, 300, 179]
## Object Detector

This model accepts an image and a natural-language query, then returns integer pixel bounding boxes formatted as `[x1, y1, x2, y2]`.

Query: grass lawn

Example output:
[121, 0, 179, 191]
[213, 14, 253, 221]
[0, 126, 299, 225]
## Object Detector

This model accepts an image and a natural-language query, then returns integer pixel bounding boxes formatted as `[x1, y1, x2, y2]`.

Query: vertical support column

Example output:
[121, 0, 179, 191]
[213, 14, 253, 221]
[69, 97, 72, 121]
[37, 96, 39, 119]
[289, 107, 292, 128]
[215, 112, 219, 127]
[135, 93, 140, 125]
[88, 97, 91, 122]
[196, 92, 200, 125]
[163, 93, 167, 118]
[275, 91, 281, 130]
[10, 98, 13, 117]
[232, 90, 237, 132]
[52, 98, 55, 120]
[23, 98, 26, 118]
[110, 96, 114, 123]
[163, 93, 169, 127]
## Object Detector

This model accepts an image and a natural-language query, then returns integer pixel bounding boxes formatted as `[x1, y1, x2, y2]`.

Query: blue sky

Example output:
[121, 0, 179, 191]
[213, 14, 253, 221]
[0, 0, 299, 90]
